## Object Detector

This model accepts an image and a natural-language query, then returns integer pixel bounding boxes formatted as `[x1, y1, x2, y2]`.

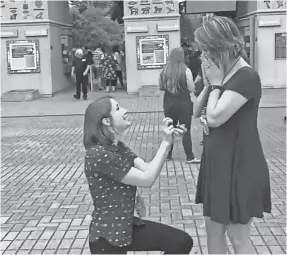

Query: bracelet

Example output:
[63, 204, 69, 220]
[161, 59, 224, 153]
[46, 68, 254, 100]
[210, 85, 222, 91]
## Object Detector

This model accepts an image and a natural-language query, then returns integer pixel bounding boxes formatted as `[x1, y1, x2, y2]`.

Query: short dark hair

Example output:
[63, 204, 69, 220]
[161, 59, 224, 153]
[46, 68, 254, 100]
[83, 96, 114, 149]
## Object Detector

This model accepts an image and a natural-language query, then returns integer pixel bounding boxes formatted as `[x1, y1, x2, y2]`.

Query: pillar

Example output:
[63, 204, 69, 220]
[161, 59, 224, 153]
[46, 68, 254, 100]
[123, 0, 180, 94]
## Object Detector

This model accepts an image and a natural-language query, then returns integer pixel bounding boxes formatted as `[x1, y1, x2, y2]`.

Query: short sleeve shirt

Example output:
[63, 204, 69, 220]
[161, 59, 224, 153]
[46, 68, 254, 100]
[72, 57, 88, 76]
[85, 142, 138, 247]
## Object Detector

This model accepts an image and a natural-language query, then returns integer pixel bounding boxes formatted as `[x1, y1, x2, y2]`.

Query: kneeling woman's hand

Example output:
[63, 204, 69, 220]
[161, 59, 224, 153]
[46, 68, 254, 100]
[162, 117, 187, 144]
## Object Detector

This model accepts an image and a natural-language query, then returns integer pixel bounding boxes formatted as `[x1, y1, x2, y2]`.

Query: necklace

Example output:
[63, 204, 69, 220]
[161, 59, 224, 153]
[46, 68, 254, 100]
[221, 57, 241, 85]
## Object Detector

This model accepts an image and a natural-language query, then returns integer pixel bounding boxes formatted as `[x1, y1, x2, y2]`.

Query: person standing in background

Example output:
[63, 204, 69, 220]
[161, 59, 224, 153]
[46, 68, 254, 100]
[71, 48, 91, 100]
[92, 46, 105, 90]
[159, 47, 201, 164]
[113, 45, 124, 89]
[101, 53, 118, 93]
[86, 50, 94, 91]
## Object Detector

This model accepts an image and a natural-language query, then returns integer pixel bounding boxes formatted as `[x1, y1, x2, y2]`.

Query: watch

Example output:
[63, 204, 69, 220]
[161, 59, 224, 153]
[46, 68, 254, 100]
[210, 85, 222, 91]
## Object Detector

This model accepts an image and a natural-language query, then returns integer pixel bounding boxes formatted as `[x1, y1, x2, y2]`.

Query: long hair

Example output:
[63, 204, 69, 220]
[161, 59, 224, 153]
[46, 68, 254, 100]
[161, 47, 187, 95]
[194, 16, 249, 65]
[83, 96, 114, 150]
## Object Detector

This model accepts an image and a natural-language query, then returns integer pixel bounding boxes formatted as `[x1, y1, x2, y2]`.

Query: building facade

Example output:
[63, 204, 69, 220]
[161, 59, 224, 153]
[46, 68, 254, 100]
[186, 0, 286, 88]
[1, 0, 73, 97]
[236, 0, 286, 88]
[123, 0, 181, 94]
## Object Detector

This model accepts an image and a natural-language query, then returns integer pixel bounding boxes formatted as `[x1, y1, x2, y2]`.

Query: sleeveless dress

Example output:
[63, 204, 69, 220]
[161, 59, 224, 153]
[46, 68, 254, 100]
[195, 66, 271, 225]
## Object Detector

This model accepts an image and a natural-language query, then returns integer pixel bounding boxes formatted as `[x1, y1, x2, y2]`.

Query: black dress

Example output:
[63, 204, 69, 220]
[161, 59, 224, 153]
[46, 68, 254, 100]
[195, 66, 271, 225]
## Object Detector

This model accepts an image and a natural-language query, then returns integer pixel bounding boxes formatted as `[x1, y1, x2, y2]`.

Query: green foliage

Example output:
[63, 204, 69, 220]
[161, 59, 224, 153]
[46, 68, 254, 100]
[109, 1, 124, 24]
[71, 4, 124, 50]
[70, 0, 203, 50]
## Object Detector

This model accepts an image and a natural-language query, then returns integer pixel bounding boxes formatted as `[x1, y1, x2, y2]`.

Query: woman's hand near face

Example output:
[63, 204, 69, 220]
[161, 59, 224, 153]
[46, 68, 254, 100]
[202, 58, 224, 85]
[201, 63, 211, 88]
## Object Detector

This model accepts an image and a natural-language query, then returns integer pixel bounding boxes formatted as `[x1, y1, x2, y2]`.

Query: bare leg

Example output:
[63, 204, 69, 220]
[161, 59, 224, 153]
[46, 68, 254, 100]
[226, 219, 254, 254]
[205, 217, 228, 254]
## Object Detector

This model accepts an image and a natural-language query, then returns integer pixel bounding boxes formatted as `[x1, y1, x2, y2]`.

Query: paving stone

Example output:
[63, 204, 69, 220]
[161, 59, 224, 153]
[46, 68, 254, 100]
[33, 239, 49, 250]
[72, 238, 87, 249]
[255, 245, 271, 254]
[3, 232, 19, 241]
[268, 245, 285, 254]
[20, 239, 37, 250]
[58, 238, 74, 250]
[42, 250, 57, 254]
[0, 241, 12, 251]
[56, 248, 70, 254]
[45, 239, 61, 250]
[1, 108, 286, 254]
[69, 248, 82, 254]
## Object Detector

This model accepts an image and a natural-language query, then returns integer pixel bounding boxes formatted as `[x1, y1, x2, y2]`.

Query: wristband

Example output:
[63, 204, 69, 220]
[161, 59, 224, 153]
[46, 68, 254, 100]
[210, 85, 222, 91]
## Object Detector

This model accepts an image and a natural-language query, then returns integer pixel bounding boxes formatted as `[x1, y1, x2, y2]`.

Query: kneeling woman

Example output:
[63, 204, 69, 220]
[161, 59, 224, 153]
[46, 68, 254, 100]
[84, 96, 193, 254]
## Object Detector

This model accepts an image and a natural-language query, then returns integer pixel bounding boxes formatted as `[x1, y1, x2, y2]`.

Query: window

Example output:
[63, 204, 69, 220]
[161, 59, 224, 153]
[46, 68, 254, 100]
[275, 33, 286, 59]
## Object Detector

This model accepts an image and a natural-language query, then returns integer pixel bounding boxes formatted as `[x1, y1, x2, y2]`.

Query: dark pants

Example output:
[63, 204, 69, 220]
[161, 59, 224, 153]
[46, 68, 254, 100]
[106, 79, 117, 87]
[164, 102, 194, 160]
[116, 70, 124, 87]
[75, 75, 88, 98]
[89, 220, 193, 254]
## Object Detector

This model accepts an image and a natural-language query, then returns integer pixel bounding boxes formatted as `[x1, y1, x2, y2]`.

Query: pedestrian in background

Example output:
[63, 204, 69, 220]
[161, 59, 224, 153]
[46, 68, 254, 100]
[86, 50, 94, 91]
[113, 45, 124, 89]
[83, 95, 193, 254]
[193, 16, 271, 254]
[100, 53, 118, 93]
[159, 47, 200, 164]
[92, 45, 105, 90]
[71, 48, 91, 100]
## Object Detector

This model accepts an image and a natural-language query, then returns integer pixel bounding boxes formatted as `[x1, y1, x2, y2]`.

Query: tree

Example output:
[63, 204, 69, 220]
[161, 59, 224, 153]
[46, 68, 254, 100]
[109, 1, 124, 24]
[71, 6, 124, 49]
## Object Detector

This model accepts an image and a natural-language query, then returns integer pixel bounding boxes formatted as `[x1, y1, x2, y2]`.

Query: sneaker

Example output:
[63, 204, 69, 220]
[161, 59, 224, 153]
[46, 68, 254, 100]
[186, 158, 201, 164]
[74, 94, 80, 100]
[83, 97, 87, 100]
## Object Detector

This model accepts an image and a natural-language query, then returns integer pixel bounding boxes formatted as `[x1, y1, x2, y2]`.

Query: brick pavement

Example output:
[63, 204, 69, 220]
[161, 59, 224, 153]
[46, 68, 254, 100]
[1, 108, 286, 254]
[1, 88, 286, 118]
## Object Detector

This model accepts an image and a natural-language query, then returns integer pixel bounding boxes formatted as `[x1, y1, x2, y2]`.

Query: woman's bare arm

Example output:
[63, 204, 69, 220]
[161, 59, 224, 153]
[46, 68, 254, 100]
[193, 86, 209, 118]
[121, 140, 171, 188]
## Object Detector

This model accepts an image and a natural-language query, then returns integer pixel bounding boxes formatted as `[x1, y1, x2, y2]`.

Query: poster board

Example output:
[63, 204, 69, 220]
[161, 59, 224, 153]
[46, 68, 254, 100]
[136, 35, 169, 70]
[6, 39, 40, 74]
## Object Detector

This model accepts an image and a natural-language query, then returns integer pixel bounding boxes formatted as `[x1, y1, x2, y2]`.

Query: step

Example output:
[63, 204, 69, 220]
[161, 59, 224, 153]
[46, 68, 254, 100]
[2, 89, 40, 102]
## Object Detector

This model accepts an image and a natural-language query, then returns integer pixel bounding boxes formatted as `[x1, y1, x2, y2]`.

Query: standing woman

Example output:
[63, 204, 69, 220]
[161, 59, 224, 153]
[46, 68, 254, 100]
[84, 96, 194, 254]
[159, 47, 200, 164]
[113, 45, 124, 88]
[193, 16, 271, 254]
[100, 53, 118, 93]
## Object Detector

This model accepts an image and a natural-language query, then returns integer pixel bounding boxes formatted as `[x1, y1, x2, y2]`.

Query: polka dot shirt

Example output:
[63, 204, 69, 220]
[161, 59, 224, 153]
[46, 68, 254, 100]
[85, 142, 138, 247]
